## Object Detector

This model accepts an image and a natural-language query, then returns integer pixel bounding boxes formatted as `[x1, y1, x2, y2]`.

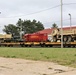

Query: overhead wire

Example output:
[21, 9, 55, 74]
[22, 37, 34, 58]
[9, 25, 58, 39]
[63, 3, 76, 5]
[1, 5, 60, 18]
[43, 18, 76, 24]
[43, 19, 69, 24]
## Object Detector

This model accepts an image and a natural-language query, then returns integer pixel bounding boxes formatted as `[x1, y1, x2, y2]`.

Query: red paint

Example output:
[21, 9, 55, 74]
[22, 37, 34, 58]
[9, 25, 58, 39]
[23, 33, 48, 42]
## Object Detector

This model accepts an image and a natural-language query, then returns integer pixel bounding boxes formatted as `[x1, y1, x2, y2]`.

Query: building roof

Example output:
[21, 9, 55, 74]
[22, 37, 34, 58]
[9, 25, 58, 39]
[61, 26, 76, 30]
[36, 28, 53, 35]
[36, 26, 76, 35]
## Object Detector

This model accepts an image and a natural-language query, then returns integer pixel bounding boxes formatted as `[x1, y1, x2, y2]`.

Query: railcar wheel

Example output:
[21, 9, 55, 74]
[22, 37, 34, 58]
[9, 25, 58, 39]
[29, 45, 32, 47]
[20, 44, 24, 47]
[5, 45, 7, 47]
[25, 45, 28, 47]
[10, 45, 13, 47]
[45, 45, 48, 47]
[40, 44, 45, 47]
[49, 45, 53, 47]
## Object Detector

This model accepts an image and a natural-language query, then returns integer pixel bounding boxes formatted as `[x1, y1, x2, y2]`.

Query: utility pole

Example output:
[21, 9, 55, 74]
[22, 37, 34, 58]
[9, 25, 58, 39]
[68, 13, 72, 30]
[61, 0, 63, 48]
[19, 19, 24, 40]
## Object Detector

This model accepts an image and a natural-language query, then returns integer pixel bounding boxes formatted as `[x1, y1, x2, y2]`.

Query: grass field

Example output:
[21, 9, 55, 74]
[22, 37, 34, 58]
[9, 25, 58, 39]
[0, 47, 76, 67]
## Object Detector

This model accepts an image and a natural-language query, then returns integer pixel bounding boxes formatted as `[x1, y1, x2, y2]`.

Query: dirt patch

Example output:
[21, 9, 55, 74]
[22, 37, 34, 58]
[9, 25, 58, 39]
[0, 57, 76, 75]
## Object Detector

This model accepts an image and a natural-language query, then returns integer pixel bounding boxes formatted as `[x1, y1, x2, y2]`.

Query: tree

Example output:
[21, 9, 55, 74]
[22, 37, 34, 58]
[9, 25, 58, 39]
[16, 18, 24, 32]
[17, 19, 44, 33]
[31, 20, 44, 33]
[3, 24, 19, 36]
[22, 20, 32, 33]
[3, 19, 44, 36]
[52, 23, 58, 28]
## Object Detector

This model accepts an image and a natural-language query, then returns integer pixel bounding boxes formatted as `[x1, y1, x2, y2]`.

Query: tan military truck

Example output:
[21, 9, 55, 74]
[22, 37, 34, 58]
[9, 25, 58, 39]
[51, 27, 76, 42]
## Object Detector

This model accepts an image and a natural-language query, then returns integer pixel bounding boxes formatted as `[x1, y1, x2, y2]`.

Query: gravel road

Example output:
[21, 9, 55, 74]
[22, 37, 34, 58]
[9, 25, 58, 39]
[0, 57, 76, 75]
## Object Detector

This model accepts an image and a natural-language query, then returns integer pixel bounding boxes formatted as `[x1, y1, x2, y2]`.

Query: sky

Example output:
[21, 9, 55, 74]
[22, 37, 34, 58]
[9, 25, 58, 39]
[0, 0, 76, 33]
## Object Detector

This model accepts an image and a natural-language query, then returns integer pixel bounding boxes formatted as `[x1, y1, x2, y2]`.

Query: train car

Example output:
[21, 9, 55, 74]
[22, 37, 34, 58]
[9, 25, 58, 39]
[23, 33, 48, 42]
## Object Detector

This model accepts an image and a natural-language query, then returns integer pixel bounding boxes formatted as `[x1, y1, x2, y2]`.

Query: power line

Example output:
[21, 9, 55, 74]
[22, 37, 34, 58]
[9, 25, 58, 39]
[43, 19, 68, 24]
[43, 18, 76, 24]
[63, 3, 76, 5]
[1, 5, 60, 18]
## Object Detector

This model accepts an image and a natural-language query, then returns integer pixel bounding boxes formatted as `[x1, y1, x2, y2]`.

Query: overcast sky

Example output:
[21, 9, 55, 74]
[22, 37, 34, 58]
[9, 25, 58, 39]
[0, 0, 76, 33]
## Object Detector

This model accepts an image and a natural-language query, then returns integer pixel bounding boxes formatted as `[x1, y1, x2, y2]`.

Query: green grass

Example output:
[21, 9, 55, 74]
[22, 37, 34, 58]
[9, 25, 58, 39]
[0, 47, 76, 67]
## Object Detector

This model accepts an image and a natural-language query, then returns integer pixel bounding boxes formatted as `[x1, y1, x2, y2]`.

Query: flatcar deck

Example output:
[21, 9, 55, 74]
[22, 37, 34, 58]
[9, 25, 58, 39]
[0, 41, 76, 47]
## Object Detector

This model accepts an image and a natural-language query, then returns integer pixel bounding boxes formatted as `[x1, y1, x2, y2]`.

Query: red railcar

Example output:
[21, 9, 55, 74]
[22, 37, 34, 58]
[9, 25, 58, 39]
[23, 33, 48, 42]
